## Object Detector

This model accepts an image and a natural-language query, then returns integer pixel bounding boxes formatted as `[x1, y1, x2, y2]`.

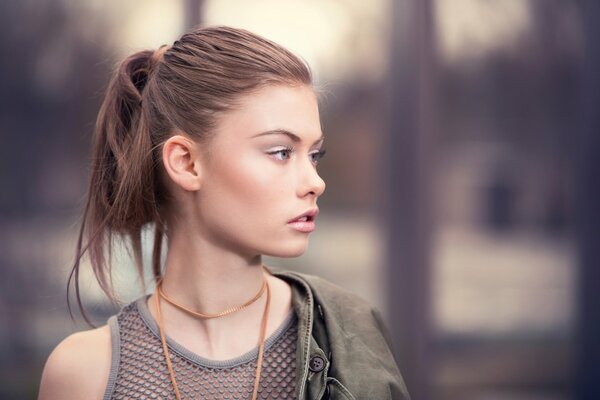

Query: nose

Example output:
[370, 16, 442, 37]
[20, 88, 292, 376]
[299, 159, 326, 198]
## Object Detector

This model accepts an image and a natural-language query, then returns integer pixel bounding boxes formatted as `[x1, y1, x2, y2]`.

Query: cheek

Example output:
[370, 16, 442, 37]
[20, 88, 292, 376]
[230, 158, 273, 199]
[207, 155, 288, 221]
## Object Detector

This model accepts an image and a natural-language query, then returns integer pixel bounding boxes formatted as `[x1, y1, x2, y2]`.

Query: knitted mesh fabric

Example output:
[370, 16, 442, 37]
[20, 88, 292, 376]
[105, 298, 298, 399]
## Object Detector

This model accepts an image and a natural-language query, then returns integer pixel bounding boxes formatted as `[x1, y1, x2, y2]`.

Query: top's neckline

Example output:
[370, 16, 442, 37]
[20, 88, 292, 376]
[135, 294, 297, 369]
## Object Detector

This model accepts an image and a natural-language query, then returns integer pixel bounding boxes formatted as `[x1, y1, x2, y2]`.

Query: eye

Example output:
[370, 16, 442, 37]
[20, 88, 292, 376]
[310, 149, 327, 165]
[267, 146, 294, 161]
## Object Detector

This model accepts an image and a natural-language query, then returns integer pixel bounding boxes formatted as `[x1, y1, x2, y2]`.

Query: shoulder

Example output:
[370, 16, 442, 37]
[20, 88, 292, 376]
[273, 268, 386, 333]
[38, 323, 112, 400]
[294, 272, 398, 350]
[276, 268, 374, 313]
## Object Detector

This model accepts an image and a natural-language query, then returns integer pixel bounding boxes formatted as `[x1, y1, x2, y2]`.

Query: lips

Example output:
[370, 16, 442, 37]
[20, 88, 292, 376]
[288, 208, 319, 223]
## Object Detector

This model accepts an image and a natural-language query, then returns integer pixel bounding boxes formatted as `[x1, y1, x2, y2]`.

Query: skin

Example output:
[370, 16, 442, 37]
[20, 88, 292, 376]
[38, 83, 326, 399]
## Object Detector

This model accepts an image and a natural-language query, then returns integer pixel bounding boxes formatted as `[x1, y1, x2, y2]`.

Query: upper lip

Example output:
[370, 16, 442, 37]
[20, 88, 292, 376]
[288, 208, 319, 223]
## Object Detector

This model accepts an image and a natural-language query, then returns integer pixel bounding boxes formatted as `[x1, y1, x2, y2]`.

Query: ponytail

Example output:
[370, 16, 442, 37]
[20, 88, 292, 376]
[68, 48, 168, 327]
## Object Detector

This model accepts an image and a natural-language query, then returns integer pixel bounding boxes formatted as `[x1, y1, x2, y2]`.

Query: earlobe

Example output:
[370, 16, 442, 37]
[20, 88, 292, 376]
[162, 134, 202, 192]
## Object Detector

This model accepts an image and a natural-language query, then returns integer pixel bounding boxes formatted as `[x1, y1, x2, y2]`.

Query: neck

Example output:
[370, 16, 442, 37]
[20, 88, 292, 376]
[158, 232, 266, 315]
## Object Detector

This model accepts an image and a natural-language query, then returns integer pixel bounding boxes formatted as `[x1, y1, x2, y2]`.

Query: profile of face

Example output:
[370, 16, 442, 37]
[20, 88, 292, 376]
[165, 84, 326, 258]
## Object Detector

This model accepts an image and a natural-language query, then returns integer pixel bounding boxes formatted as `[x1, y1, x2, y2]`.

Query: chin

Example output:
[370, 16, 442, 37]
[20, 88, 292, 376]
[263, 242, 308, 258]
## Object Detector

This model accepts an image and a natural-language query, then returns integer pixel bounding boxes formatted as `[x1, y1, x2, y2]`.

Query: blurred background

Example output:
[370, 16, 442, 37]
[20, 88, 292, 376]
[1, 0, 598, 399]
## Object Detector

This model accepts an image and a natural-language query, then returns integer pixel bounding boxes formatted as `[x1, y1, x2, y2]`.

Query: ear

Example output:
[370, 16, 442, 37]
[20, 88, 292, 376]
[162, 134, 203, 191]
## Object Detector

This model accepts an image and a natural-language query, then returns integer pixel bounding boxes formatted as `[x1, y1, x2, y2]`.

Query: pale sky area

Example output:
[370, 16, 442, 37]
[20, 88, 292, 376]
[434, 0, 531, 62]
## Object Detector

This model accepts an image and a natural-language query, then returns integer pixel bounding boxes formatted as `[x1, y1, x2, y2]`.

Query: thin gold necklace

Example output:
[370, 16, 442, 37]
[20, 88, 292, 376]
[154, 269, 271, 400]
[157, 276, 267, 319]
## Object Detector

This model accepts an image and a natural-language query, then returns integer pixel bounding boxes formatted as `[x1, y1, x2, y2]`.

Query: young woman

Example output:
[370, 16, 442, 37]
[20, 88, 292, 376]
[38, 26, 410, 400]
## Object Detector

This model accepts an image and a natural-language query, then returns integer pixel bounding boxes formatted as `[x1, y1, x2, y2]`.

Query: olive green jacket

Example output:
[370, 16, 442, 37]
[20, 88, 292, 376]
[267, 267, 411, 400]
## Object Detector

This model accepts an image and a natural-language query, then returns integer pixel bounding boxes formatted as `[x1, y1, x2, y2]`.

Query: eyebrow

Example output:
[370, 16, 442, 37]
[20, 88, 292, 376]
[252, 129, 325, 144]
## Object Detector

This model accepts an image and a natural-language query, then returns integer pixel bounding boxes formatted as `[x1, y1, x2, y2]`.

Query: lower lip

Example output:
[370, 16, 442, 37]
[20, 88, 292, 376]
[287, 219, 316, 232]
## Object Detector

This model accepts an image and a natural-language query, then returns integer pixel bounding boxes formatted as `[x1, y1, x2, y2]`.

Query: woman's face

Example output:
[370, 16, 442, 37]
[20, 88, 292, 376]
[194, 84, 326, 258]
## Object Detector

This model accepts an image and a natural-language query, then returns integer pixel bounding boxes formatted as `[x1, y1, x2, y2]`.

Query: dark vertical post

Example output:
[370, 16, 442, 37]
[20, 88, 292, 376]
[575, 1, 600, 398]
[380, 0, 437, 399]
[184, 0, 203, 32]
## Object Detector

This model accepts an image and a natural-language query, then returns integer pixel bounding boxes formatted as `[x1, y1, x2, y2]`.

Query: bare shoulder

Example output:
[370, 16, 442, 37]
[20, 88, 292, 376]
[38, 324, 112, 400]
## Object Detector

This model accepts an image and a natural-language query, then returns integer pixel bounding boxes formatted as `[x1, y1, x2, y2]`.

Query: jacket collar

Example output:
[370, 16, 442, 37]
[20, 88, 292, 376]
[265, 266, 329, 399]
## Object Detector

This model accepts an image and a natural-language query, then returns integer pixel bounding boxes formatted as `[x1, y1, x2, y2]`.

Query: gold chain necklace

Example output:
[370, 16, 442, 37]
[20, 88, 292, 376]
[157, 276, 267, 319]
[154, 268, 271, 400]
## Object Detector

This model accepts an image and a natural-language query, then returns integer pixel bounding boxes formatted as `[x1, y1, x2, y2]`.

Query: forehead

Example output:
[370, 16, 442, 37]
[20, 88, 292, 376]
[213, 84, 322, 144]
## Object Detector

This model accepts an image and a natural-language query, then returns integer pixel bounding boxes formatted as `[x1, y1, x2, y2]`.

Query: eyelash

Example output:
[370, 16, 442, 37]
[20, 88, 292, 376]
[267, 146, 327, 165]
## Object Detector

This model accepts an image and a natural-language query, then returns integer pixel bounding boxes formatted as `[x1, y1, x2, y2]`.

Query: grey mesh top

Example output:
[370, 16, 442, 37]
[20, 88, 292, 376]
[103, 294, 298, 399]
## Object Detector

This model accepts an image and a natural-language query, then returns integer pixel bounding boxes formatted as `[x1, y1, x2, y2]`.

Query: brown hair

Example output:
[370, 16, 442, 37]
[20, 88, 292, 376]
[68, 25, 313, 326]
